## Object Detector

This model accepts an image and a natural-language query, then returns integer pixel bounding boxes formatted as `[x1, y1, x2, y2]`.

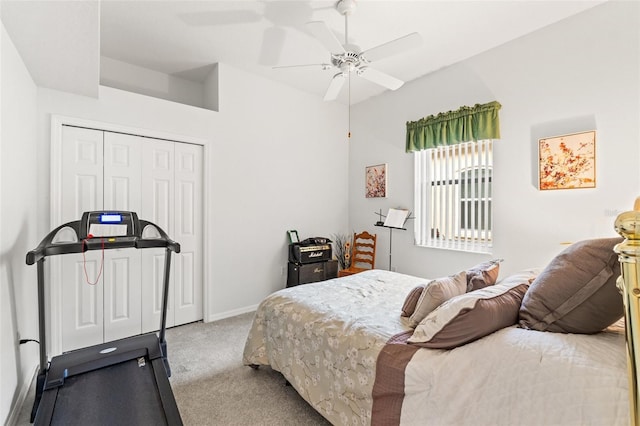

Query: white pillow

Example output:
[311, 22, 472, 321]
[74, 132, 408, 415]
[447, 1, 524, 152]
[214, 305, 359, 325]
[407, 271, 467, 328]
[408, 271, 538, 348]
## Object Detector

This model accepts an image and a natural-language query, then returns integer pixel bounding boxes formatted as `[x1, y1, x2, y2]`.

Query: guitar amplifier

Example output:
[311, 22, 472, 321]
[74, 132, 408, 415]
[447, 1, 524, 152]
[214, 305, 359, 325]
[287, 260, 338, 287]
[289, 243, 332, 264]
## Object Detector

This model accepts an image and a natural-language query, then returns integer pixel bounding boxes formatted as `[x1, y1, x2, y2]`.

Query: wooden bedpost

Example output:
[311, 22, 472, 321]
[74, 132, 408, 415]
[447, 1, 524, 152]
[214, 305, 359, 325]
[614, 197, 640, 426]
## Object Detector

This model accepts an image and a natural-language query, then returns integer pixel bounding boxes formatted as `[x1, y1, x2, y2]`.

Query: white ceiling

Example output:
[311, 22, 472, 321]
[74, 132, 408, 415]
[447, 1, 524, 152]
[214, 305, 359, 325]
[1, 0, 100, 97]
[2, 0, 607, 104]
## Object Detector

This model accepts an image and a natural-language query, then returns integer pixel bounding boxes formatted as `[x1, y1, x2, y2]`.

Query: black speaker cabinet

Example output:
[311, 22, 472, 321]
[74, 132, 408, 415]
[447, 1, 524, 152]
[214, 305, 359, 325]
[287, 260, 338, 287]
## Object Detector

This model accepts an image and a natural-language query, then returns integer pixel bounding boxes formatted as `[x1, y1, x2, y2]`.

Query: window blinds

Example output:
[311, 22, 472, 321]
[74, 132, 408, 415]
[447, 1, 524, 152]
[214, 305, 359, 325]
[414, 140, 492, 253]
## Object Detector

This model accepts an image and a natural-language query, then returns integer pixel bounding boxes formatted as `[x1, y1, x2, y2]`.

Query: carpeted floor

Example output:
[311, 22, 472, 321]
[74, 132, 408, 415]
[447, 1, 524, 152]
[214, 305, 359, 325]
[166, 312, 329, 425]
[14, 312, 330, 425]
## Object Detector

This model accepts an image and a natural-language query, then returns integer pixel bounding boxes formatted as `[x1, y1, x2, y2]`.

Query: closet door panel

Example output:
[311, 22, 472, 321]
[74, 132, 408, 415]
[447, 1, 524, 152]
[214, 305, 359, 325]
[59, 126, 104, 353]
[141, 250, 174, 333]
[141, 140, 176, 332]
[104, 132, 142, 212]
[60, 126, 104, 222]
[103, 132, 143, 337]
[103, 249, 142, 342]
[60, 253, 104, 352]
[174, 143, 203, 325]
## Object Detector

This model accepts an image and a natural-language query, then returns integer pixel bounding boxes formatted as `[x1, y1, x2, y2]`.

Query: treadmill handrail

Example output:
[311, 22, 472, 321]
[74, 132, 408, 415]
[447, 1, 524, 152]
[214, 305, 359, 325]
[26, 218, 180, 265]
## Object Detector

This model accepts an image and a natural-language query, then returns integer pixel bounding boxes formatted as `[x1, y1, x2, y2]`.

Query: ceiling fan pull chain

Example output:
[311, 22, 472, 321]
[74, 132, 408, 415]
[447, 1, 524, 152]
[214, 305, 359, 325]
[348, 71, 352, 139]
[346, 7, 351, 139]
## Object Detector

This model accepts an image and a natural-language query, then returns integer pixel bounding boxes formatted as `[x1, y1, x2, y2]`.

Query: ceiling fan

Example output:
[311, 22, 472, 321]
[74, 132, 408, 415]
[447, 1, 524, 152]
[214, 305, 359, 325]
[275, 0, 422, 101]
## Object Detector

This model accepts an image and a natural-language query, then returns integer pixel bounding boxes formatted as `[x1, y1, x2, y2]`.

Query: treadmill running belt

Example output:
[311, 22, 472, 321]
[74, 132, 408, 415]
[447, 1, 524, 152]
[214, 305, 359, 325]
[50, 358, 168, 425]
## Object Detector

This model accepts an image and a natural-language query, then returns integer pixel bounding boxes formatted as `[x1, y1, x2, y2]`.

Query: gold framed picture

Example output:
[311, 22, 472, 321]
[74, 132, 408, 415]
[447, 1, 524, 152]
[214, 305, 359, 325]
[365, 163, 387, 198]
[538, 130, 596, 190]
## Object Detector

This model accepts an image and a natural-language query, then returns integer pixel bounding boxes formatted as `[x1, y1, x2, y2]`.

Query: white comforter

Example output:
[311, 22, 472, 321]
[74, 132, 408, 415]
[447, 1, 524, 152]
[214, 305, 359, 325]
[243, 270, 629, 426]
[402, 326, 628, 425]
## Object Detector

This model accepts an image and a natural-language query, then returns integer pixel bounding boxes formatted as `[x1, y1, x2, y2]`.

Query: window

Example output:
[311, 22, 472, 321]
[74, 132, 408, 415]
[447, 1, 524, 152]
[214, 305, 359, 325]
[414, 140, 493, 253]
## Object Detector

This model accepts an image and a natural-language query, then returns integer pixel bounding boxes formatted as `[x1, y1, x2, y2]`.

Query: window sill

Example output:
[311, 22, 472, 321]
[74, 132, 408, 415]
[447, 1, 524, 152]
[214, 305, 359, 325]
[416, 240, 492, 255]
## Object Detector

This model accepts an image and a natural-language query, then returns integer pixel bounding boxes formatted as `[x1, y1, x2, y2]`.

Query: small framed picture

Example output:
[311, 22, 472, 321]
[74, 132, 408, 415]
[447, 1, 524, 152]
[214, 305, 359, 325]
[287, 230, 299, 244]
[365, 163, 387, 198]
[538, 130, 596, 190]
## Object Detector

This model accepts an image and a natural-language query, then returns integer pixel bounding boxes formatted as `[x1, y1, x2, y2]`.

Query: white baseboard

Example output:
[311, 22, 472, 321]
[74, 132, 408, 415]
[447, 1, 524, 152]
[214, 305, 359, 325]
[6, 365, 37, 426]
[206, 304, 258, 323]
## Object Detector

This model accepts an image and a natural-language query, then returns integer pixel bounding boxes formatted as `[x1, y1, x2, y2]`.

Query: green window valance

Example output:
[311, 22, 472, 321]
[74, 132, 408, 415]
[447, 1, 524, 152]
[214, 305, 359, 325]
[406, 101, 501, 152]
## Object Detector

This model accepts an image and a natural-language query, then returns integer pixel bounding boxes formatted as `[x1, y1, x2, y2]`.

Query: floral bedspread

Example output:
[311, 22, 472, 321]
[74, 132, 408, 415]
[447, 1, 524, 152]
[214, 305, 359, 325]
[243, 269, 628, 426]
[242, 270, 425, 425]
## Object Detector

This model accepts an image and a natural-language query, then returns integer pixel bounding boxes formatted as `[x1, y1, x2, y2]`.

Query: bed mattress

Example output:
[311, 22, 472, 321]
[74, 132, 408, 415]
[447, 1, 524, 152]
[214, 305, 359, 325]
[243, 270, 628, 425]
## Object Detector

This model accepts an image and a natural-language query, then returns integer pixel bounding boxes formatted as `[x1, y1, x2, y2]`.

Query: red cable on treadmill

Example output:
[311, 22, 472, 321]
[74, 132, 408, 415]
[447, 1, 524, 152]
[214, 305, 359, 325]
[82, 236, 105, 285]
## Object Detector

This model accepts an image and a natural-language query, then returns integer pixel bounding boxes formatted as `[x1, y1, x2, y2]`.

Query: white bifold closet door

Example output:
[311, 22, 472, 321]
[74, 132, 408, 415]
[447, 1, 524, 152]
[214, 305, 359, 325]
[59, 126, 106, 351]
[140, 140, 203, 333]
[57, 125, 202, 353]
[103, 132, 143, 343]
[140, 139, 176, 333]
[172, 143, 203, 326]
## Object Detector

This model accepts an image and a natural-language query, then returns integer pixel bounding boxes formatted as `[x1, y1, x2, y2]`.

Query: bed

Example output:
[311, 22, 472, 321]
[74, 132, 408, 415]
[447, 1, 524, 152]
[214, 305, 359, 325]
[243, 238, 631, 425]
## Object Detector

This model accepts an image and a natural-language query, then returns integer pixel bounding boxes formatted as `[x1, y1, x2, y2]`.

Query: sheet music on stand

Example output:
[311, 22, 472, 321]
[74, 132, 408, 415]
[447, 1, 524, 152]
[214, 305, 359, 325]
[383, 208, 410, 229]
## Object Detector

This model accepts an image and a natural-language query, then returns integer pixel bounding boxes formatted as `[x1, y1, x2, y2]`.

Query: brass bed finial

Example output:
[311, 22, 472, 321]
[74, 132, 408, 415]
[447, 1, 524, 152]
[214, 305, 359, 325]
[614, 198, 640, 426]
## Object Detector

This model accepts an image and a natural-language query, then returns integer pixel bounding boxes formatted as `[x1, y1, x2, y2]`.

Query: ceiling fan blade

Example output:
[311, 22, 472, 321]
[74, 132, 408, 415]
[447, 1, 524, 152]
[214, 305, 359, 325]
[180, 10, 262, 26]
[306, 21, 346, 54]
[273, 63, 331, 69]
[324, 73, 346, 101]
[361, 32, 422, 62]
[357, 67, 404, 90]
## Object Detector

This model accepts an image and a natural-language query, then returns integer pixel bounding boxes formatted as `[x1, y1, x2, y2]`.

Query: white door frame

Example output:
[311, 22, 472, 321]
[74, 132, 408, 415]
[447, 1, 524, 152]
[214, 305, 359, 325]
[50, 114, 210, 356]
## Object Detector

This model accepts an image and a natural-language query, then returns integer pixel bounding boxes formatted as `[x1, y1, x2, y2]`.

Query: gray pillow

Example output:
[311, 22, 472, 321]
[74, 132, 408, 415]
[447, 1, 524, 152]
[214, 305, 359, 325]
[466, 259, 503, 291]
[408, 275, 533, 349]
[401, 285, 426, 317]
[408, 271, 467, 328]
[518, 237, 623, 334]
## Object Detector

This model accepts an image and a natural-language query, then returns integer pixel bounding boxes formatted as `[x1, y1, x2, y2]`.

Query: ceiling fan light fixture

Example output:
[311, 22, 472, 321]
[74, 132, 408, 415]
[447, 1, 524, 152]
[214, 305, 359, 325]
[274, 0, 420, 104]
[336, 0, 357, 17]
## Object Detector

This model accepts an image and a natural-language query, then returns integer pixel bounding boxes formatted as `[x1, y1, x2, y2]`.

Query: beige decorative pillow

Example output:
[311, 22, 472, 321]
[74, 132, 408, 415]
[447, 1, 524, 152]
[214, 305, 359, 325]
[466, 259, 503, 291]
[407, 271, 467, 328]
[401, 285, 426, 317]
[518, 238, 623, 334]
[408, 271, 537, 349]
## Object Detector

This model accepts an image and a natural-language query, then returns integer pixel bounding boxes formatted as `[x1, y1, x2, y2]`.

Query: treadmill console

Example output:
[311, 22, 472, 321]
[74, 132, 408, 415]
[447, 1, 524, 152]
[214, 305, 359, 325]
[26, 210, 179, 266]
[80, 211, 138, 239]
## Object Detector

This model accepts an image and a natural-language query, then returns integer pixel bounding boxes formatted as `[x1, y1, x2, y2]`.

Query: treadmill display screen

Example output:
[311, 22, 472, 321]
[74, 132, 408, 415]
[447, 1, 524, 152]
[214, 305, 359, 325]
[82, 211, 135, 239]
[100, 214, 122, 223]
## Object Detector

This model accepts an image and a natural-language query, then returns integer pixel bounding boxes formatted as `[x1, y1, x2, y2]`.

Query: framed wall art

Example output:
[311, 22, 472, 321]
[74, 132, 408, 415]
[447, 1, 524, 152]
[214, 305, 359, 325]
[538, 130, 596, 190]
[365, 163, 387, 198]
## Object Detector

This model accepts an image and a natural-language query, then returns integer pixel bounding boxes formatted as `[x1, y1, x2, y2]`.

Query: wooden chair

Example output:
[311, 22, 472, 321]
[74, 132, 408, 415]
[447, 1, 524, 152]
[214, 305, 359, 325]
[338, 231, 377, 277]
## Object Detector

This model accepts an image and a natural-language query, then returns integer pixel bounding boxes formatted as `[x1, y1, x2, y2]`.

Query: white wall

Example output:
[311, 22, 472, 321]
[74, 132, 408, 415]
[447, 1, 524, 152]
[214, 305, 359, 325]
[36, 62, 348, 320]
[0, 23, 40, 425]
[207, 63, 349, 316]
[4, 40, 347, 422]
[348, 1, 640, 279]
[100, 56, 209, 110]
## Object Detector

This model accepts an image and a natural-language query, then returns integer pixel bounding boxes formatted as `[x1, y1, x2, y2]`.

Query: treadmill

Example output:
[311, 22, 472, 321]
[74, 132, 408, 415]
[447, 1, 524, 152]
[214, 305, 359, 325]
[26, 211, 183, 425]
